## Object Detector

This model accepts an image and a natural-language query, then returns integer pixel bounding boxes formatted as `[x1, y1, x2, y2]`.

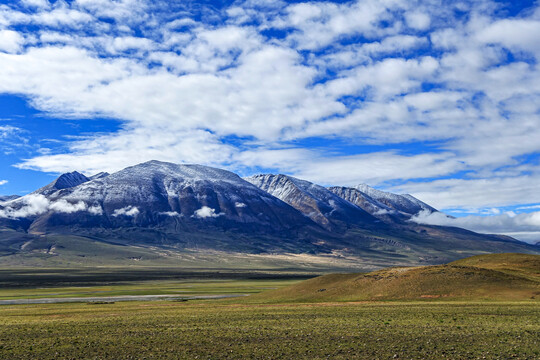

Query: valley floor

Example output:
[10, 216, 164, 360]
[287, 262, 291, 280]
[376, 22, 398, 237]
[1, 299, 539, 359]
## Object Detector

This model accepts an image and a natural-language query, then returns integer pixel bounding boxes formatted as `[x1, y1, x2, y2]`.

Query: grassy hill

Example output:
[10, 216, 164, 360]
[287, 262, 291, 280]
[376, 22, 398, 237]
[255, 253, 540, 302]
[450, 253, 540, 281]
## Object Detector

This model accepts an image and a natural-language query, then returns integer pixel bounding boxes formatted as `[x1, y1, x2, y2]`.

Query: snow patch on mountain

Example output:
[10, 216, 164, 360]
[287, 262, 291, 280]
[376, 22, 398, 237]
[328, 186, 395, 216]
[245, 174, 375, 229]
[88, 204, 104, 215]
[160, 211, 181, 217]
[0, 195, 20, 204]
[5, 161, 314, 234]
[34, 171, 90, 196]
[355, 184, 436, 215]
[88, 172, 110, 180]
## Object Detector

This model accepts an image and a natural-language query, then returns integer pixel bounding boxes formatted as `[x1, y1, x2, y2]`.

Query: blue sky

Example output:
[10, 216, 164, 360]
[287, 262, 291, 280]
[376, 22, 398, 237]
[1, 0, 540, 242]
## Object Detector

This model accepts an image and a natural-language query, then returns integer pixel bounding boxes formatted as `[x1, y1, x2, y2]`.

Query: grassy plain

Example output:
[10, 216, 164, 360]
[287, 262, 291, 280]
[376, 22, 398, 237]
[0, 278, 301, 300]
[1, 253, 539, 359]
[0, 300, 539, 359]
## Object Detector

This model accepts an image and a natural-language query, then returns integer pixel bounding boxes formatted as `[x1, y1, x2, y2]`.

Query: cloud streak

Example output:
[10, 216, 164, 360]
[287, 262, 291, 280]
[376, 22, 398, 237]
[411, 210, 540, 244]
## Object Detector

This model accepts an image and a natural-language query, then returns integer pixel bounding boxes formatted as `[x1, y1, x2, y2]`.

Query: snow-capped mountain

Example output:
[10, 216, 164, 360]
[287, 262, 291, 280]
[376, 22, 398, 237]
[34, 171, 90, 196]
[88, 172, 109, 180]
[0, 195, 20, 204]
[6, 161, 316, 235]
[354, 184, 437, 216]
[328, 186, 396, 218]
[0, 160, 537, 267]
[244, 174, 377, 230]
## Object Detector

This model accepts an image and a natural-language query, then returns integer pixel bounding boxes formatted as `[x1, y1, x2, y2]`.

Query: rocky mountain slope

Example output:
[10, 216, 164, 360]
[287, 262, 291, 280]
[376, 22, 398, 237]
[244, 174, 376, 231]
[0, 161, 538, 268]
[34, 171, 90, 196]
[2, 161, 317, 238]
[354, 184, 437, 216]
[0, 195, 19, 204]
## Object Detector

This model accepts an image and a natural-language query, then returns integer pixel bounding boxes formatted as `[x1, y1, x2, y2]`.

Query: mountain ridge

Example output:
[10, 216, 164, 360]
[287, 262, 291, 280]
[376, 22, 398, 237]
[244, 174, 377, 231]
[0, 160, 538, 269]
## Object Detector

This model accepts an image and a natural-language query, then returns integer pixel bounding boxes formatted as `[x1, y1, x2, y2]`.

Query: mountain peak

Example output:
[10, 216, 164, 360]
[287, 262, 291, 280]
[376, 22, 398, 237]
[245, 174, 375, 230]
[0, 195, 20, 204]
[116, 161, 245, 185]
[54, 171, 89, 190]
[33, 171, 90, 196]
[354, 184, 436, 216]
[88, 172, 109, 180]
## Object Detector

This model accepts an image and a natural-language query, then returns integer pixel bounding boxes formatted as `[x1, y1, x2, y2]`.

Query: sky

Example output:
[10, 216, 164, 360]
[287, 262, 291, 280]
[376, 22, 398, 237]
[0, 0, 539, 243]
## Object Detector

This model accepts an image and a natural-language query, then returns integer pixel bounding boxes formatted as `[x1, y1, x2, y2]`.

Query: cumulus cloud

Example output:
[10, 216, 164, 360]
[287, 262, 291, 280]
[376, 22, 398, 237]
[0, 180, 7, 186]
[234, 202, 247, 208]
[49, 199, 87, 213]
[0, 0, 539, 217]
[405, 11, 431, 30]
[0, 30, 24, 53]
[112, 206, 139, 217]
[193, 206, 222, 219]
[0, 195, 102, 218]
[410, 210, 540, 244]
[21, 0, 51, 9]
[0, 194, 50, 218]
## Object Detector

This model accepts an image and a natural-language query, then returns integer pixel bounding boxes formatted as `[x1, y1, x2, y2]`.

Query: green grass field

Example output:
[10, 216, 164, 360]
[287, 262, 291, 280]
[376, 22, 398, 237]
[0, 300, 538, 359]
[1, 253, 539, 359]
[0, 278, 301, 300]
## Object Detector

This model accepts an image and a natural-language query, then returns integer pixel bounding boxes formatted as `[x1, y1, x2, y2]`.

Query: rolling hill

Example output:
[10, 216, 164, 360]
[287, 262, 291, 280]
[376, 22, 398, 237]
[255, 253, 540, 302]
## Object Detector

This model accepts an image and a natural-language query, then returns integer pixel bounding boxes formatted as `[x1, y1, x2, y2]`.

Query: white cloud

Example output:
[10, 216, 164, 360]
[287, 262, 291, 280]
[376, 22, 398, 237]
[290, 151, 464, 187]
[21, 0, 50, 9]
[88, 204, 103, 215]
[391, 174, 540, 211]
[517, 205, 540, 211]
[405, 11, 431, 30]
[0, 0, 539, 218]
[74, 0, 147, 23]
[0, 180, 7, 186]
[112, 36, 154, 52]
[277, 0, 407, 50]
[476, 19, 540, 54]
[0, 194, 50, 219]
[48, 199, 87, 213]
[193, 206, 222, 219]
[410, 210, 540, 244]
[0, 30, 24, 53]
[31, 8, 94, 28]
[0, 195, 105, 218]
[112, 206, 139, 217]
[234, 202, 247, 208]
[0, 126, 19, 137]
[160, 211, 181, 217]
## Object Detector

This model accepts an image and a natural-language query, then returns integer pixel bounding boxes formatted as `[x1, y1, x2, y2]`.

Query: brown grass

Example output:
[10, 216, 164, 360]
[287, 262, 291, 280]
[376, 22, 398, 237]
[253, 253, 540, 302]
